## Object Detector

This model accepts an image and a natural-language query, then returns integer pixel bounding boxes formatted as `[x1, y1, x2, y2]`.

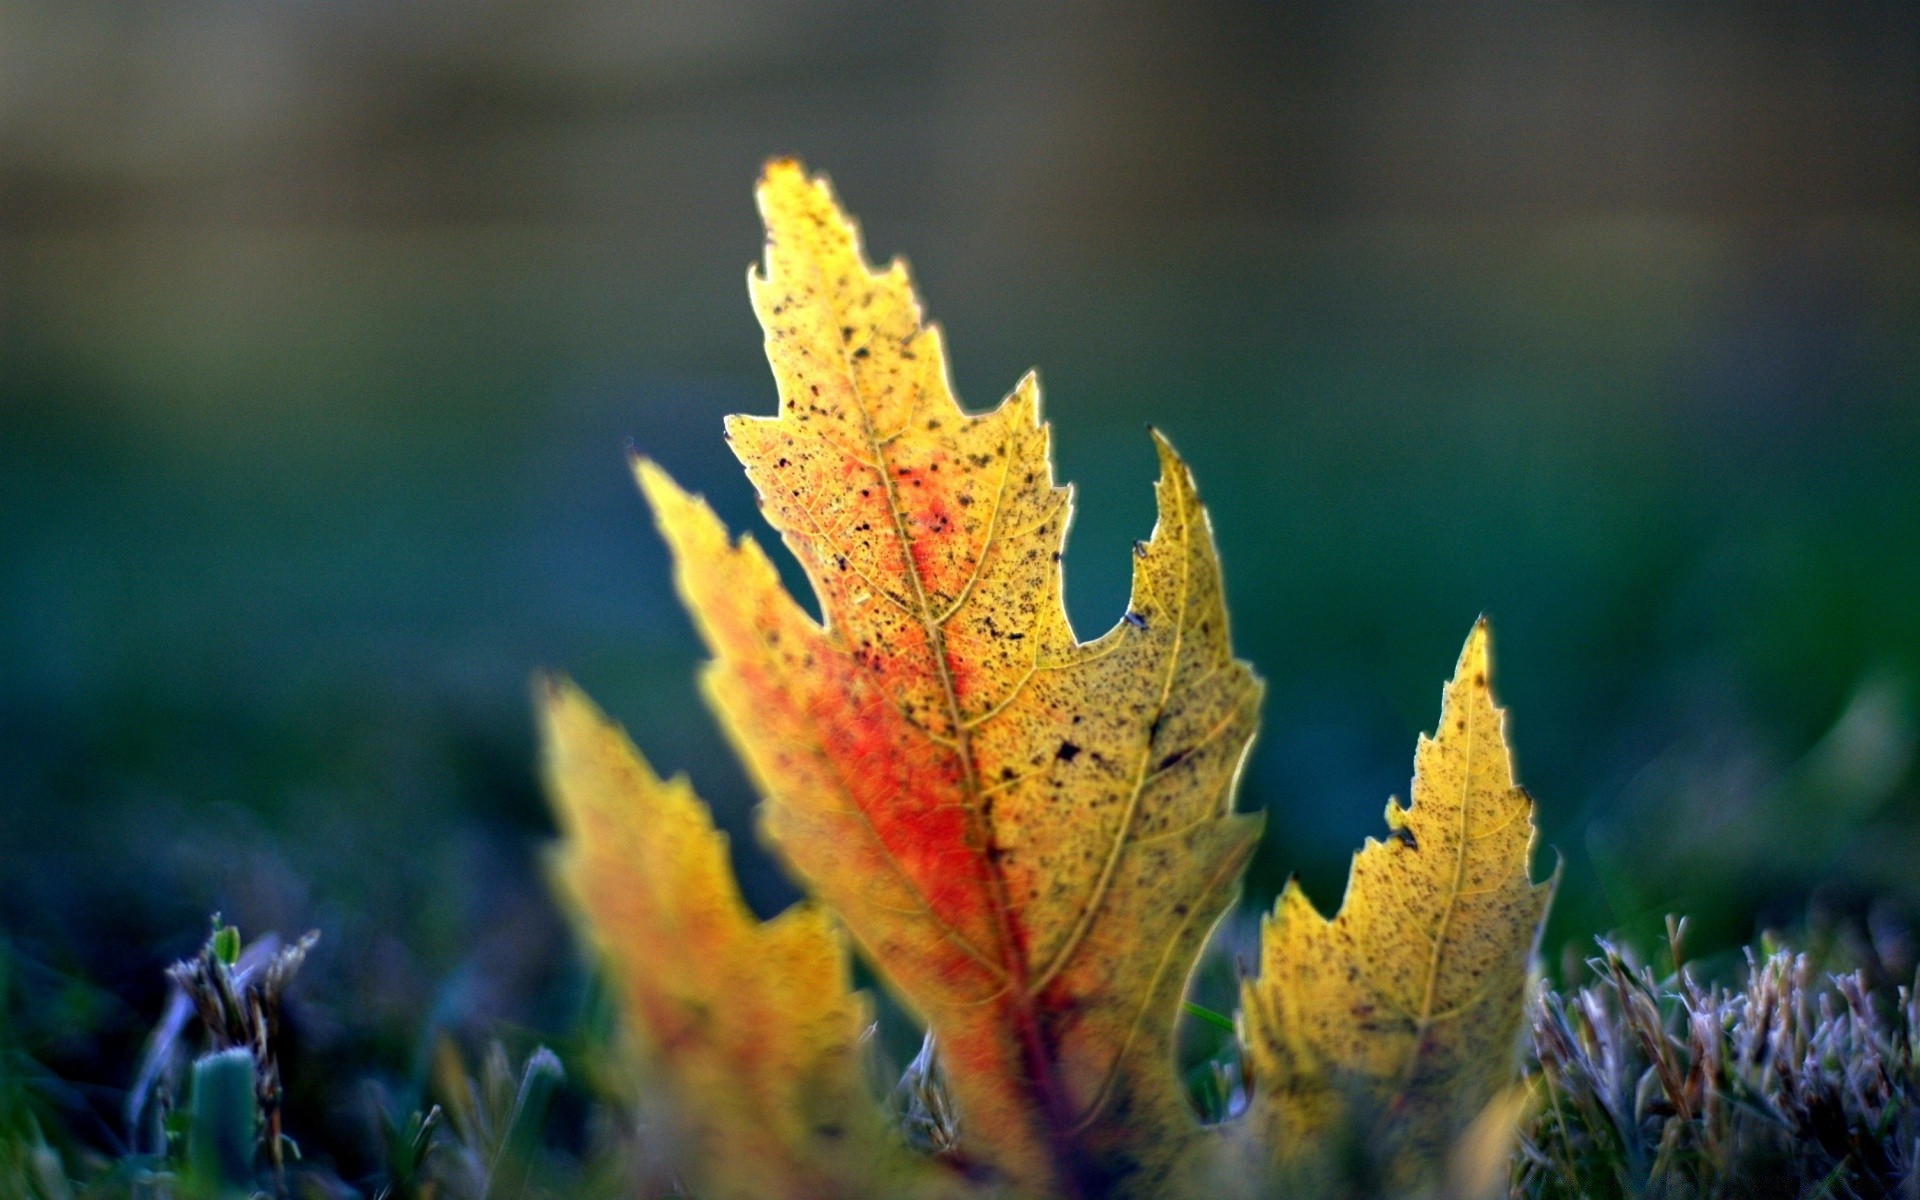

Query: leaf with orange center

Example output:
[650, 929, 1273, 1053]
[541, 678, 960, 1200]
[634, 159, 1263, 1197]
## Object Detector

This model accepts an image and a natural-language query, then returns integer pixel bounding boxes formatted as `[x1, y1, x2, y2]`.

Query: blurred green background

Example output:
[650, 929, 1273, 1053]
[4, 0, 1920, 1180]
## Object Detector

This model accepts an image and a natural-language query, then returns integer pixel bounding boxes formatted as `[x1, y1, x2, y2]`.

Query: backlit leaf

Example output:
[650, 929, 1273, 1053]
[1239, 620, 1555, 1188]
[635, 159, 1263, 1197]
[541, 679, 946, 1200]
[541, 160, 1561, 1200]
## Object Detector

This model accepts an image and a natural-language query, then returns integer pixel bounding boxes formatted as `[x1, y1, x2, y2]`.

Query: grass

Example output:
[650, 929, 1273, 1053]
[5, 917, 1918, 1199]
[1517, 919, 1919, 1199]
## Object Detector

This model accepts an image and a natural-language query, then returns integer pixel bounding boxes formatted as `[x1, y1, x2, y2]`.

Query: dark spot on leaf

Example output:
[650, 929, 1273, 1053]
[1056, 741, 1082, 763]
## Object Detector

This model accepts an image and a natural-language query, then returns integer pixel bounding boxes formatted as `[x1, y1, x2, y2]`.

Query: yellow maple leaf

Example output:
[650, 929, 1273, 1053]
[541, 678, 951, 1200]
[541, 159, 1560, 1200]
[1239, 620, 1555, 1186]
[632, 159, 1264, 1197]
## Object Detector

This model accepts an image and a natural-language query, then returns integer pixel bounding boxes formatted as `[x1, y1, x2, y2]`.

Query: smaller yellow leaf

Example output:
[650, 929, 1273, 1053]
[1241, 619, 1555, 1187]
[540, 677, 956, 1200]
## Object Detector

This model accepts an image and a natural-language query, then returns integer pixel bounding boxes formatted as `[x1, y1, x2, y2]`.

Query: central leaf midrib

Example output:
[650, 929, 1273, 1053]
[1398, 683, 1477, 1099]
[814, 272, 1084, 1182]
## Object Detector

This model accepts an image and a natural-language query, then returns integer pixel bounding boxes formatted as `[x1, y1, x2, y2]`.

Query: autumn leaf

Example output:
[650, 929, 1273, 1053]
[1238, 620, 1555, 1188]
[541, 678, 952, 1200]
[541, 160, 1559, 1200]
[633, 159, 1263, 1197]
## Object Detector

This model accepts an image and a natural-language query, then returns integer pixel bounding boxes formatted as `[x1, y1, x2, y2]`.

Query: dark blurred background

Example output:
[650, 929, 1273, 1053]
[4, 0, 1920, 1177]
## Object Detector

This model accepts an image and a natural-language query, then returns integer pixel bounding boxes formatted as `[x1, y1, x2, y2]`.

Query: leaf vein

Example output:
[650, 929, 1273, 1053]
[1030, 483, 1197, 998]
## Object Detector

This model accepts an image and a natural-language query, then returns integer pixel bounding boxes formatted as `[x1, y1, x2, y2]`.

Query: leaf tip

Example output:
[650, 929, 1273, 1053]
[531, 667, 561, 703]
[1146, 424, 1194, 486]
[534, 670, 588, 734]
[1010, 367, 1043, 416]
[631, 457, 713, 537]
[1455, 616, 1494, 690]
[1383, 795, 1412, 832]
[532, 673, 588, 765]
[757, 156, 813, 200]
[756, 156, 852, 248]
[1269, 874, 1322, 926]
[628, 452, 668, 493]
